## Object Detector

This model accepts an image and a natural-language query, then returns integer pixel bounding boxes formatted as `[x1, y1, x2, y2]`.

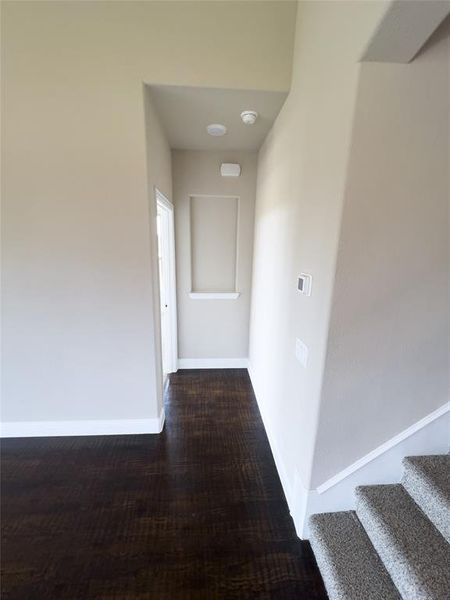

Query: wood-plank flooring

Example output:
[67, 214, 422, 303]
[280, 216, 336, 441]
[1, 369, 327, 599]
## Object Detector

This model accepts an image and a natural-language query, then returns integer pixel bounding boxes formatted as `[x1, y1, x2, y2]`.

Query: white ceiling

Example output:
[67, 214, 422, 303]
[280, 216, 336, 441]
[148, 84, 288, 151]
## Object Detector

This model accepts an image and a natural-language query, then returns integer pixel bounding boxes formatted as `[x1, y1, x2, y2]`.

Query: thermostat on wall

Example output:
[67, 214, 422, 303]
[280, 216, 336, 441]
[297, 273, 312, 296]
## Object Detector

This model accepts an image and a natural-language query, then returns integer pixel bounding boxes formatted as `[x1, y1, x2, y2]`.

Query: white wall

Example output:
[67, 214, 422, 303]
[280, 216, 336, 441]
[249, 0, 387, 492]
[1, 1, 296, 430]
[1, 78, 172, 431]
[311, 16, 450, 487]
[172, 150, 256, 361]
[249, 0, 449, 536]
[144, 89, 173, 416]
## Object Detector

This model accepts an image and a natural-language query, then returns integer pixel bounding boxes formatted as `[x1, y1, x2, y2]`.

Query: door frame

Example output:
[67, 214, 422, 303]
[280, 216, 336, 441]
[155, 188, 178, 375]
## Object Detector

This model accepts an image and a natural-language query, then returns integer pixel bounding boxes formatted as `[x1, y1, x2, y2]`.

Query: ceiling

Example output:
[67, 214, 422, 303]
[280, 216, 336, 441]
[148, 84, 288, 151]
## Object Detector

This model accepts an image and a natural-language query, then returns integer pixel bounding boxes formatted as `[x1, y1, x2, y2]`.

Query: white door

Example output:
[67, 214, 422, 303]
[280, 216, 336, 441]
[156, 190, 178, 381]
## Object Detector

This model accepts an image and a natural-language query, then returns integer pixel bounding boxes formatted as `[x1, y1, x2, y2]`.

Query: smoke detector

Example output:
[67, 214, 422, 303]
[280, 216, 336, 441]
[240, 110, 258, 125]
[207, 123, 227, 137]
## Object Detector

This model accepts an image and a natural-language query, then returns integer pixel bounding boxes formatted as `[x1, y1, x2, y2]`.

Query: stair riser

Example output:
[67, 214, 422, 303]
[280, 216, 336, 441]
[402, 460, 450, 543]
[356, 485, 450, 600]
[309, 511, 401, 600]
[356, 498, 420, 599]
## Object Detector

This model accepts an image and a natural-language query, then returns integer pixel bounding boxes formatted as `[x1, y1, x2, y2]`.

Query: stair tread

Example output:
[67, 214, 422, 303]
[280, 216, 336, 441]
[356, 483, 450, 600]
[402, 455, 450, 543]
[309, 510, 401, 600]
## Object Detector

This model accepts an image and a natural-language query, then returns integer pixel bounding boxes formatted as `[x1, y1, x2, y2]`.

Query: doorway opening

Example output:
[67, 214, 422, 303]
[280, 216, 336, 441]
[155, 188, 178, 383]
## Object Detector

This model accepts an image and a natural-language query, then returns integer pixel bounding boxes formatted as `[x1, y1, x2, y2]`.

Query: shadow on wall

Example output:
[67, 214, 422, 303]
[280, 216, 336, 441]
[409, 10, 450, 60]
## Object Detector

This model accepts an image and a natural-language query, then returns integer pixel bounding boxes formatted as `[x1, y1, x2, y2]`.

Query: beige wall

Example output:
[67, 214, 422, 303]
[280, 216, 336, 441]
[144, 89, 173, 416]
[190, 195, 239, 293]
[1, 1, 296, 424]
[249, 0, 386, 491]
[173, 150, 256, 359]
[311, 18, 450, 487]
[250, 0, 448, 506]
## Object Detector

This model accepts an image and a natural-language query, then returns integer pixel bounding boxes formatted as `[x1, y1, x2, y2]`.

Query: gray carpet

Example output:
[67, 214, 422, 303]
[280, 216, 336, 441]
[356, 484, 450, 599]
[309, 455, 450, 600]
[402, 455, 450, 543]
[309, 511, 401, 600]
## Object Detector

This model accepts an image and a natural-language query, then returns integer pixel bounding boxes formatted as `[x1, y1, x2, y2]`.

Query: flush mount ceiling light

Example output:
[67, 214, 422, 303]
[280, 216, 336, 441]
[240, 110, 258, 125]
[207, 123, 227, 137]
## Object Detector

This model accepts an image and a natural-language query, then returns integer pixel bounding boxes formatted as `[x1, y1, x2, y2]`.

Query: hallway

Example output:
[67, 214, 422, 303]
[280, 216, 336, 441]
[1, 370, 327, 599]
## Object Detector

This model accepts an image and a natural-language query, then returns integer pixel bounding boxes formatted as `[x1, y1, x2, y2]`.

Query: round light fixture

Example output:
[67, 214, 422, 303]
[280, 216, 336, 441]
[240, 110, 258, 125]
[207, 123, 227, 137]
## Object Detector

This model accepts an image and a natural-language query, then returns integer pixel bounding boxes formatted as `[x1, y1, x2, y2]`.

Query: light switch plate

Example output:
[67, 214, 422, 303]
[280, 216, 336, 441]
[295, 338, 308, 368]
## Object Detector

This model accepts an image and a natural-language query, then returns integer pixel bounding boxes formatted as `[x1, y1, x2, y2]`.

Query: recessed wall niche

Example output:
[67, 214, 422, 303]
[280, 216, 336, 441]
[189, 195, 239, 293]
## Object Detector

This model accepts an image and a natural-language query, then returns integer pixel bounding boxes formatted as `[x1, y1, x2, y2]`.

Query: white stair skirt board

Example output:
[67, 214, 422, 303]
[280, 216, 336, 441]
[0, 409, 166, 438]
[296, 402, 450, 539]
[178, 358, 248, 369]
[247, 363, 450, 539]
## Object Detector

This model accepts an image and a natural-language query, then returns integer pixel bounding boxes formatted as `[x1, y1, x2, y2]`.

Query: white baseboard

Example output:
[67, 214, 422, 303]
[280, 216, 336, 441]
[178, 358, 248, 369]
[0, 409, 166, 438]
[189, 292, 240, 300]
[247, 363, 296, 510]
[248, 361, 450, 539]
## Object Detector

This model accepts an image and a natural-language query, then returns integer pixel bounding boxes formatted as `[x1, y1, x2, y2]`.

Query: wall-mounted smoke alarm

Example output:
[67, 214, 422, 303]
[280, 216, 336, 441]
[220, 163, 241, 177]
[207, 123, 227, 137]
[240, 110, 258, 125]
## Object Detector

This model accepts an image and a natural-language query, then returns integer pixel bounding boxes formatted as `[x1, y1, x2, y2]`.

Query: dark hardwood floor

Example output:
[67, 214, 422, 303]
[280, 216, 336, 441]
[1, 369, 327, 599]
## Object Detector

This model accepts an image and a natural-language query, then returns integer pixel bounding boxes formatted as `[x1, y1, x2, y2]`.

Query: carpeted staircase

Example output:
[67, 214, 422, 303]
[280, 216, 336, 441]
[309, 455, 450, 599]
